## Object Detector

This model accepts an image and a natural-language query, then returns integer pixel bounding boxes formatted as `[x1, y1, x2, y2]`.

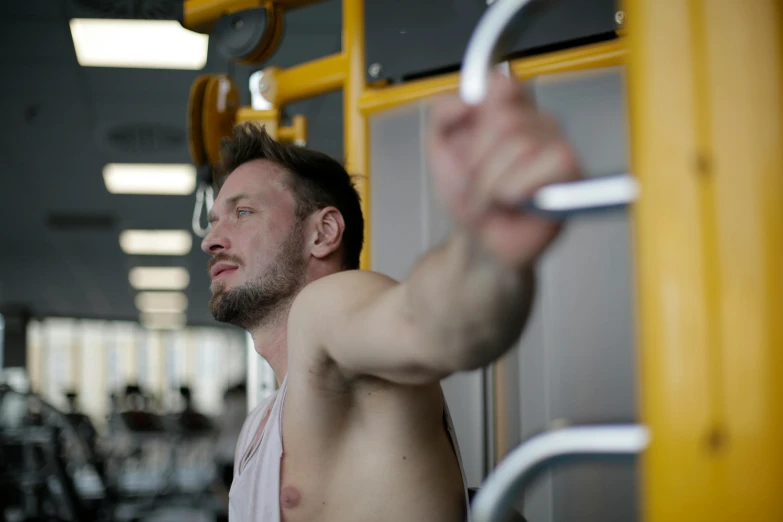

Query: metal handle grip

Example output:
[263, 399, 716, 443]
[520, 173, 639, 217]
[471, 424, 650, 522]
[459, 0, 639, 216]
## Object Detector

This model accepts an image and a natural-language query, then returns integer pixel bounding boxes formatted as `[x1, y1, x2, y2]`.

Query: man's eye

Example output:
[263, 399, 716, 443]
[237, 209, 250, 217]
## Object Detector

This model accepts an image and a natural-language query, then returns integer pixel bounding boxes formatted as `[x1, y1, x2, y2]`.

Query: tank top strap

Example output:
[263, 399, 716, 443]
[443, 393, 472, 522]
[273, 374, 289, 439]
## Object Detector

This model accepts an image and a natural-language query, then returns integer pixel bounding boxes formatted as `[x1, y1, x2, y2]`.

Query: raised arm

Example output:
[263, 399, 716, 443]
[290, 73, 580, 385]
[290, 239, 534, 385]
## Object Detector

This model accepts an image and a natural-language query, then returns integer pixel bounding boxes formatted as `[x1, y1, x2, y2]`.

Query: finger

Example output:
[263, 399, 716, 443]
[484, 72, 536, 111]
[493, 142, 582, 207]
[467, 112, 560, 204]
[429, 94, 475, 140]
[466, 106, 539, 183]
[467, 81, 541, 172]
[470, 135, 542, 214]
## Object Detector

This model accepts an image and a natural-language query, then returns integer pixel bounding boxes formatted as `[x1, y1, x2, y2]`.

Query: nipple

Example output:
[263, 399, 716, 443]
[281, 486, 302, 508]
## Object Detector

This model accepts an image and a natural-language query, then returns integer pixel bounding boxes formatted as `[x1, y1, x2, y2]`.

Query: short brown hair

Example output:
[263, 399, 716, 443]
[214, 123, 364, 270]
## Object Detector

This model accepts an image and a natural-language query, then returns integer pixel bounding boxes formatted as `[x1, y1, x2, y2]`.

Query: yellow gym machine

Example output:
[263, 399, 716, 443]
[181, 0, 783, 520]
[183, 0, 352, 239]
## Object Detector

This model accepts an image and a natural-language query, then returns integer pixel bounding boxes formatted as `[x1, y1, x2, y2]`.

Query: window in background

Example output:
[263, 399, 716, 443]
[26, 318, 247, 430]
[45, 319, 73, 411]
[136, 329, 150, 391]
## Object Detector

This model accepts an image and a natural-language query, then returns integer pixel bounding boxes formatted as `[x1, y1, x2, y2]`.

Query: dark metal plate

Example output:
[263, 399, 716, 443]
[364, 0, 620, 83]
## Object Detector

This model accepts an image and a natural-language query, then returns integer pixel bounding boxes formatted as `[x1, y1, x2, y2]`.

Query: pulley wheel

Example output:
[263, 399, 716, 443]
[201, 75, 240, 166]
[215, 5, 284, 65]
[187, 75, 211, 167]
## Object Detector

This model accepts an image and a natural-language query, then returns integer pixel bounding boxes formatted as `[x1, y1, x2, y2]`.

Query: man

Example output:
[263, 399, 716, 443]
[202, 74, 580, 522]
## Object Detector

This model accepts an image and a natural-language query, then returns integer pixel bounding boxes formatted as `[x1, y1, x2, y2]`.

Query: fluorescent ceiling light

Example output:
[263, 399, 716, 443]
[135, 291, 188, 313]
[120, 230, 192, 256]
[129, 267, 190, 290]
[103, 164, 196, 195]
[140, 311, 187, 330]
[69, 18, 208, 70]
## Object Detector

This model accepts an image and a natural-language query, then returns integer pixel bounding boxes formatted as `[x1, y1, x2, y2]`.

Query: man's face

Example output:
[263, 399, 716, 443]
[201, 159, 307, 329]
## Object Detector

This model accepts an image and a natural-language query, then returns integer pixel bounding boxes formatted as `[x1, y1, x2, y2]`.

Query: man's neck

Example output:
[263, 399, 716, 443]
[248, 306, 290, 386]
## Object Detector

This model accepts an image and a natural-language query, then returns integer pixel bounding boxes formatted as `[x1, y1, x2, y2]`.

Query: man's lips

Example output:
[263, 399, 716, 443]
[210, 263, 238, 280]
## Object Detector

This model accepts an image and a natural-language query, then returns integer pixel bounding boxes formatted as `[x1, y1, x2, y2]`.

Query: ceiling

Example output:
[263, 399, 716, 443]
[0, 0, 619, 328]
[0, 0, 346, 327]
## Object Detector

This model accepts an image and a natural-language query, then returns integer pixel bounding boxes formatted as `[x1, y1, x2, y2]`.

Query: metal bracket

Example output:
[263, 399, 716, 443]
[249, 70, 274, 110]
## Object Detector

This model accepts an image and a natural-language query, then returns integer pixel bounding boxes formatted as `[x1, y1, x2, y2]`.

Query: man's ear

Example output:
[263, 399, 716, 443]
[309, 207, 345, 261]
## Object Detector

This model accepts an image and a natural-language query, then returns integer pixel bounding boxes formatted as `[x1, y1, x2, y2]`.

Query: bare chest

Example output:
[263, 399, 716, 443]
[275, 421, 466, 522]
[237, 406, 334, 521]
[244, 377, 466, 522]
[275, 420, 339, 522]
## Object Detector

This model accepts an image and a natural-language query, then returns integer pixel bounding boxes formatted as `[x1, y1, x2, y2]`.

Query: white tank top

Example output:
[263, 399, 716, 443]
[228, 375, 472, 522]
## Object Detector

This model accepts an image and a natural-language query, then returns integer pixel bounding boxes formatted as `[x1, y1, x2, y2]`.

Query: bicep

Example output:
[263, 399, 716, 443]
[289, 271, 453, 386]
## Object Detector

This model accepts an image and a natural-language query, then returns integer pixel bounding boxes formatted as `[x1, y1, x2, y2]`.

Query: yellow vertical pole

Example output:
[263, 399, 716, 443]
[703, 2, 783, 519]
[627, 0, 783, 520]
[626, 1, 716, 515]
[342, 0, 370, 270]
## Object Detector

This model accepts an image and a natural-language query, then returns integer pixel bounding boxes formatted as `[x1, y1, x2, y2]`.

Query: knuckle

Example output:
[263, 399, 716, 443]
[555, 143, 581, 178]
[493, 111, 525, 136]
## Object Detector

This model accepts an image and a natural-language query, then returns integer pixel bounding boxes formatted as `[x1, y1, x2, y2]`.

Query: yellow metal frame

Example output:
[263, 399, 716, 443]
[277, 115, 307, 145]
[235, 108, 308, 145]
[190, 5, 783, 517]
[358, 38, 627, 115]
[183, 0, 326, 33]
[627, 0, 783, 520]
[247, 20, 626, 270]
[184, 0, 265, 32]
[260, 54, 347, 107]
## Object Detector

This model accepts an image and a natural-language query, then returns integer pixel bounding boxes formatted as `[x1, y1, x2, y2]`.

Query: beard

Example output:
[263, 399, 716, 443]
[209, 222, 306, 330]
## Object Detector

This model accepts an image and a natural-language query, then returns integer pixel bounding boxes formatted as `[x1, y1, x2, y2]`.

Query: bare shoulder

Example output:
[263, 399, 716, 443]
[286, 269, 402, 362]
[285, 269, 444, 428]
[290, 270, 400, 318]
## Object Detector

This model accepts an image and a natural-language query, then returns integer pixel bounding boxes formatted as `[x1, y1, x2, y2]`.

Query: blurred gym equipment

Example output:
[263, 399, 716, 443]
[103, 384, 222, 520]
[0, 381, 114, 522]
[0, 372, 228, 522]
[188, 74, 240, 237]
[181, 0, 315, 238]
[63, 391, 99, 453]
[186, 69, 310, 237]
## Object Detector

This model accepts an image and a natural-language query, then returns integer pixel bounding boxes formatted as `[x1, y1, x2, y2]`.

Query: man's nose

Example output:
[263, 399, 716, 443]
[201, 222, 229, 254]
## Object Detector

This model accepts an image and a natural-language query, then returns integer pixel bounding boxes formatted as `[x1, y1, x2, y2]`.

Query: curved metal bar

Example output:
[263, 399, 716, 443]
[471, 424, 650, 522]
[459, 0, 639, 216]
[191, 184, 214, 238]
[460, 0, 533, 105]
